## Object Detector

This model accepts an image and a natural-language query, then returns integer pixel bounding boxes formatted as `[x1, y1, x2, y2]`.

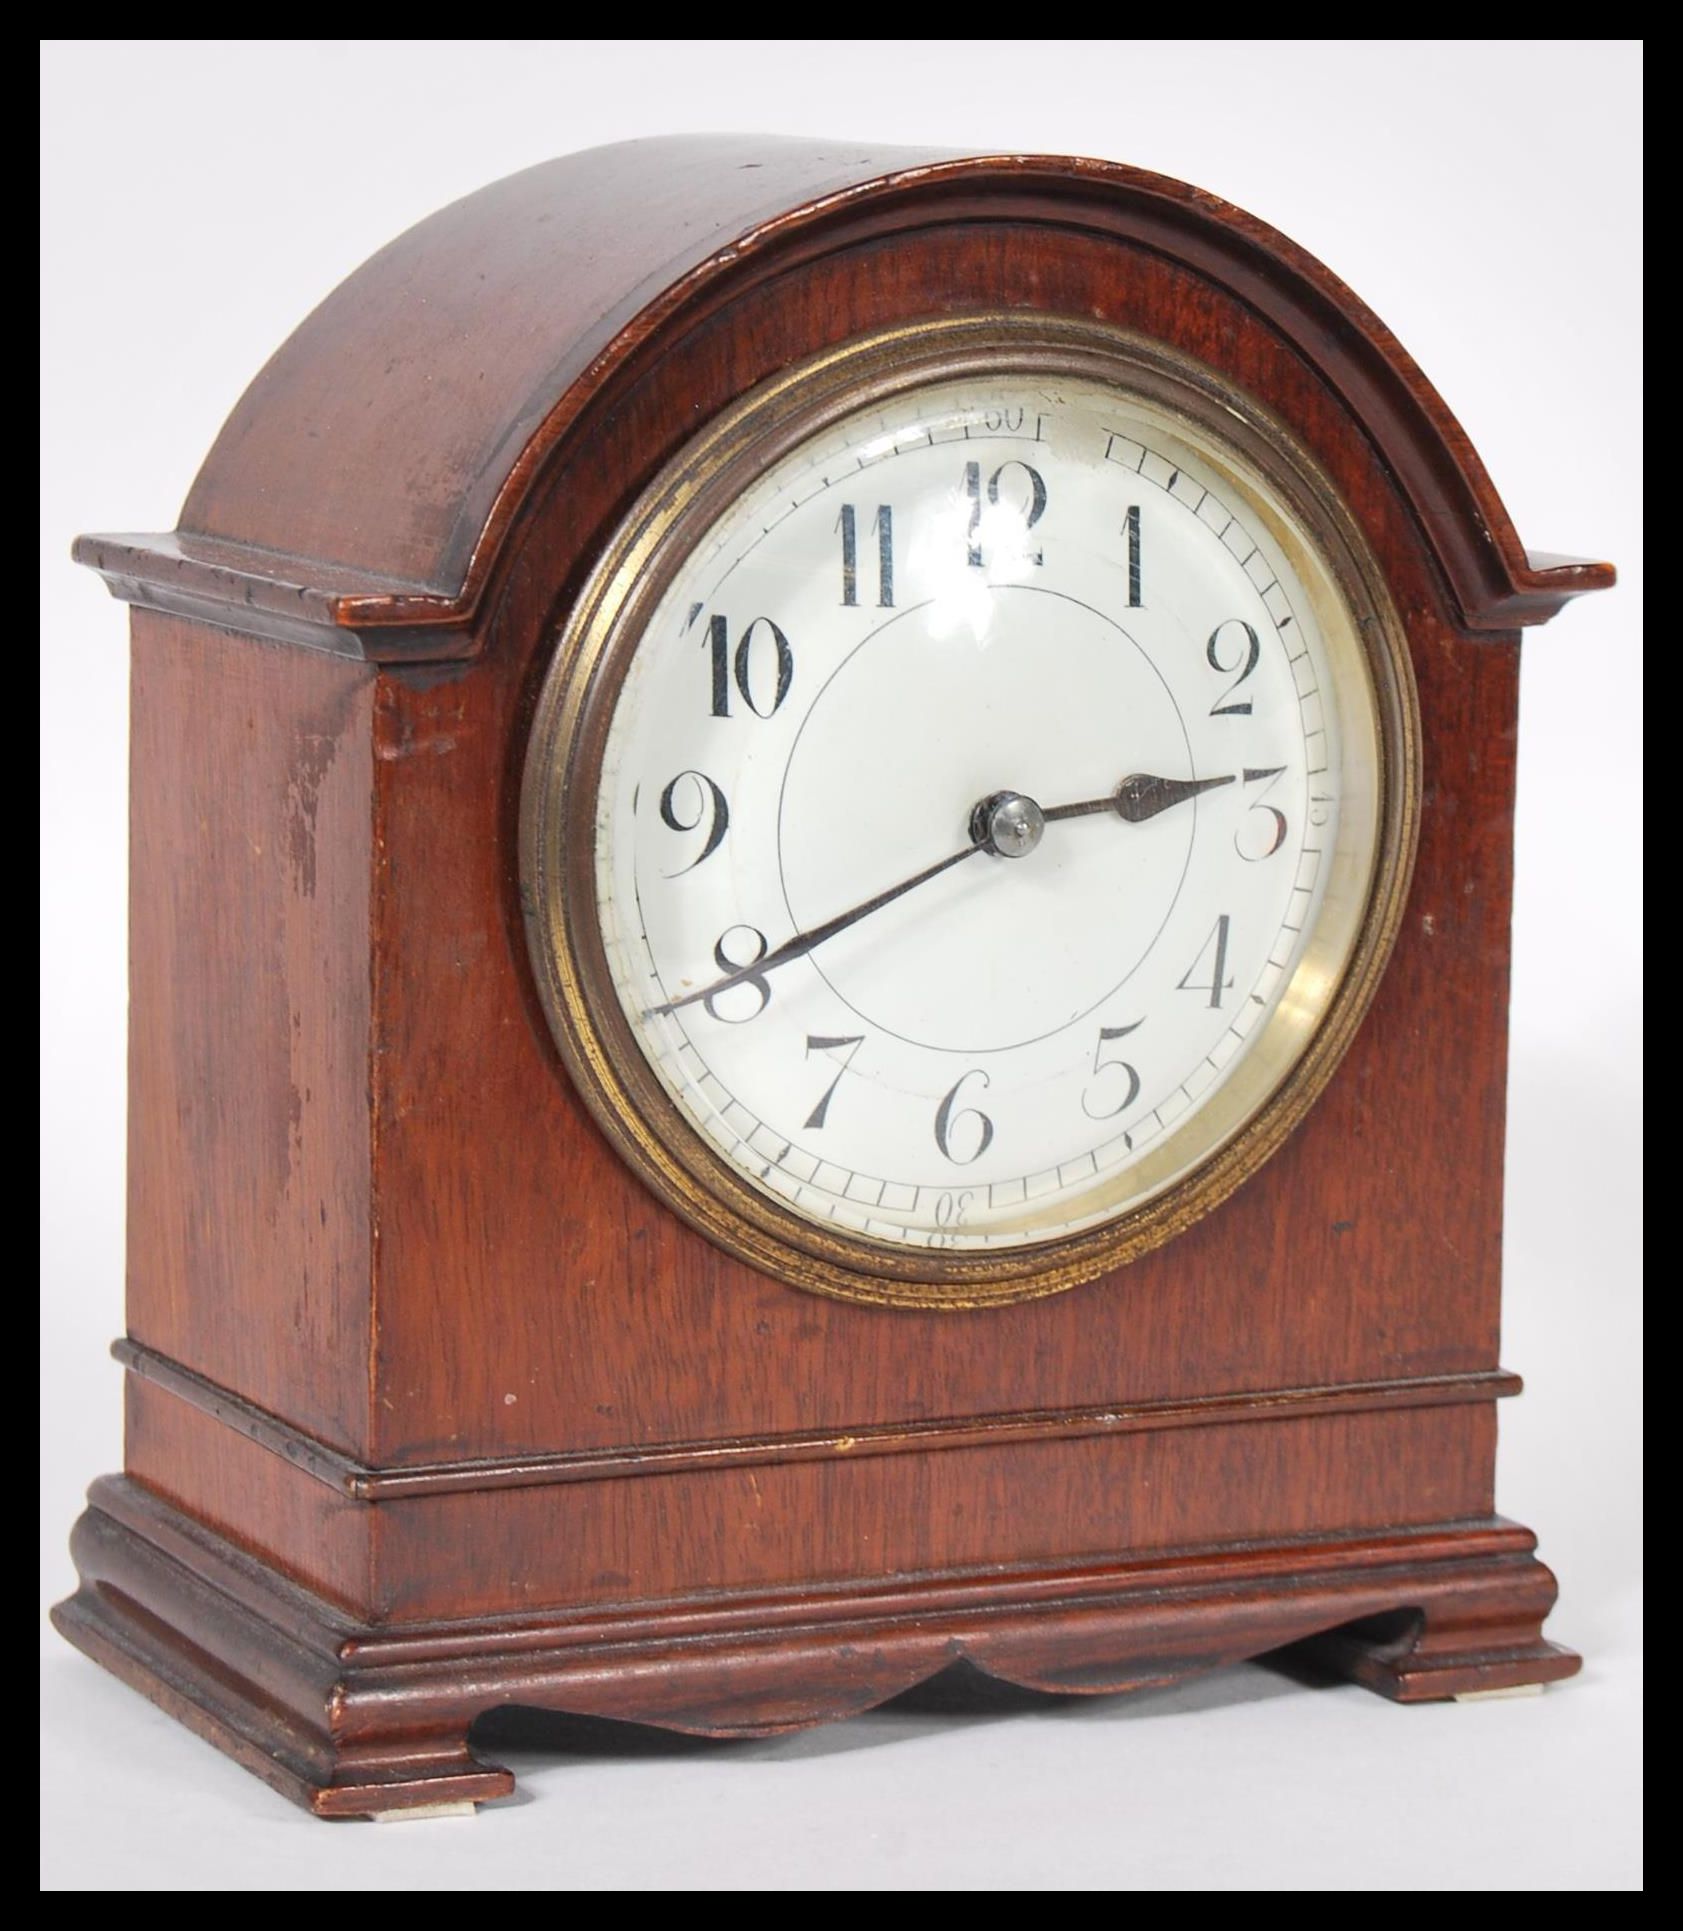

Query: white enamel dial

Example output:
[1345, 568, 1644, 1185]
[575, 367, 1385, 1256]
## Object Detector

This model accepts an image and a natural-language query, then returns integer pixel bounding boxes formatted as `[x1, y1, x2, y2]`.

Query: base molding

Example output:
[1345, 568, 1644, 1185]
[53, 1476, 1579, 1819]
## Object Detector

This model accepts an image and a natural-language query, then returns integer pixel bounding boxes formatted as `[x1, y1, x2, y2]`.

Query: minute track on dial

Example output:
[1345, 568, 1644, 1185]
[644, 772, 1238, 1020]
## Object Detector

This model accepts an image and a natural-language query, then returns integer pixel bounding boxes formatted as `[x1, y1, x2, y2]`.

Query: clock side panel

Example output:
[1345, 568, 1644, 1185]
[362, 227, 1518, 1469]
[124, 612, 377, 1456]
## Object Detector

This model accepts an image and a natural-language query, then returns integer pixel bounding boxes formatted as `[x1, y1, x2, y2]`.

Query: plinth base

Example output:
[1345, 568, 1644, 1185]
[53, 1476, 1578, 1818]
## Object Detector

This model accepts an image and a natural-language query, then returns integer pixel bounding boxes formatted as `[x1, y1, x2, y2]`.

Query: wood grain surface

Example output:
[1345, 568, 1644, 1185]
[126, 615, 375, 1451]
[58, 137, 1606, 1813]
[55, 1477, 1578, 1818]
[76, 140, 1611, 647]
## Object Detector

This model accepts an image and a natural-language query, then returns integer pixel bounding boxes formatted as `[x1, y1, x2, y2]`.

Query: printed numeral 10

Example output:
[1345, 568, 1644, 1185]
[693, 609, 795, 719]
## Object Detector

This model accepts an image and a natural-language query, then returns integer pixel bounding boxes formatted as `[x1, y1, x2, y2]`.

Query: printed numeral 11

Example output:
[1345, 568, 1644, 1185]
[839, 504, 894, 608]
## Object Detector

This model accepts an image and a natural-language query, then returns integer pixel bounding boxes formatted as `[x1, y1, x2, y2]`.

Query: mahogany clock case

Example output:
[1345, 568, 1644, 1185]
[52, 137, 1612, 1818]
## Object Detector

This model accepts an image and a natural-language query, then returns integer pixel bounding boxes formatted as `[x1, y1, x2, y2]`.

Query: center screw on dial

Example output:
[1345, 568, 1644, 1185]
[973, 790, 1046, 859]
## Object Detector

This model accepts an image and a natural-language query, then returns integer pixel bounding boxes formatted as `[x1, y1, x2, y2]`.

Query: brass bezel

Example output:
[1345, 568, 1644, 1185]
[519, 317, 1420, 1308]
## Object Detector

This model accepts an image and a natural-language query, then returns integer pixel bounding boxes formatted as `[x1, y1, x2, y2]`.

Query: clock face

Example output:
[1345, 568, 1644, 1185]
[524, 326, 1413, 1301]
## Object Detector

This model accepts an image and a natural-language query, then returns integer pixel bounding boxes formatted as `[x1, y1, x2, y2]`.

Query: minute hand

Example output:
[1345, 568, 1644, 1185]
[645, 839, 987, 1018]
[1043, 771, 1236, 825]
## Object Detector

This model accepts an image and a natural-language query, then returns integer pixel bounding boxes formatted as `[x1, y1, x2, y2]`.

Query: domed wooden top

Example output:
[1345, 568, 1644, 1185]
[75, 136, 1610, 660]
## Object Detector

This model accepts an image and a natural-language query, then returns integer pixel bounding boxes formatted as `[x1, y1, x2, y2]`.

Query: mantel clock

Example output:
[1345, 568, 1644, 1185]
[54, 139, 1612, 1817]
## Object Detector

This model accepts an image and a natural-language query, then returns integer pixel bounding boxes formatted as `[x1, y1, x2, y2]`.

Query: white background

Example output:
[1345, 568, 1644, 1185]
[40, 39, 1642, 1891]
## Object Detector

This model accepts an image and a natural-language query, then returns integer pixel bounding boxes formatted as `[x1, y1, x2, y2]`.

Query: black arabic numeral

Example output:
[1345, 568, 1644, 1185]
[657, 770, 730, 875]
[929, 1189, 976, 1243]
[734, 617, 794, 717]
[802, 1034, 865, 1129]
[1237, 766, 1289, 861]
[1082, 1019, 1144, 1120]
[934, 1068, 994, 1165]
[963, 459, 983, 566]
[933, 1189, 974, 1227]
[703, 924, 773, 1024]
[702, 612, 730, 718]
[980, 404, 1024, 432]
[697, 613, 794, 719]
[964, 459, 1047, 567]
[838, 504, 894, 608]
[1206, 619, 1261, 716]
[1178, 914, 1235, 1010]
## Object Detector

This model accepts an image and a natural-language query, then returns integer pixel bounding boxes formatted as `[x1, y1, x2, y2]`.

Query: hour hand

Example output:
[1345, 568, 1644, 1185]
[1043, 771, 1236, 826]
[1113, 771, 1236, 821]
